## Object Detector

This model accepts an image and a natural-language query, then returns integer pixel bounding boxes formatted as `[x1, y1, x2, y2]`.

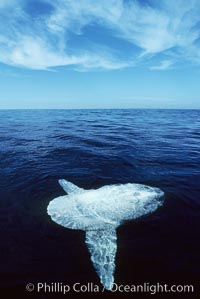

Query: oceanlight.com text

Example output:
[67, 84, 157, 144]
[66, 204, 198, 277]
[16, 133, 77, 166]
[26, 282, 194, 295]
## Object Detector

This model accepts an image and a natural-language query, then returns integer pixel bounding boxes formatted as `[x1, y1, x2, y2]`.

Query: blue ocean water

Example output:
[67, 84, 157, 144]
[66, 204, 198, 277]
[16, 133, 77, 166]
[0, 109, 200, 298]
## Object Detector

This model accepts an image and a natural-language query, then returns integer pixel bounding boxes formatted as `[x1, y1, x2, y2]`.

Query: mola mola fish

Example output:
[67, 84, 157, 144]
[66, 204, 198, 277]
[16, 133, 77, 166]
[47, 179, 164, 290]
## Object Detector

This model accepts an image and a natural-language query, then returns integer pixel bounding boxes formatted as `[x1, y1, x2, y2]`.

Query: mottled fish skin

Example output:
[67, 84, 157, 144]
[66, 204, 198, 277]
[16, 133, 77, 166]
[47, 180, 164, 290]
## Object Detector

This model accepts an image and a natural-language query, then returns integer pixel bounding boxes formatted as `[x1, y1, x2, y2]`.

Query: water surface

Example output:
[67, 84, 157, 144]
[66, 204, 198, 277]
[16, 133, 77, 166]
[0, 109, 200, 298]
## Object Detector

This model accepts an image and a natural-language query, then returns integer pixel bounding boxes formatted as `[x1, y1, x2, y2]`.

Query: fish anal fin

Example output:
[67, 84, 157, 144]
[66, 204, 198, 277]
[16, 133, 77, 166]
[85, 229, 117, 290]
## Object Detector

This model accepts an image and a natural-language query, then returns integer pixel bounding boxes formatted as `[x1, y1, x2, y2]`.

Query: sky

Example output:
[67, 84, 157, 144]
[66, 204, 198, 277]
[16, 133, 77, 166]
[0, 0, 200, 109]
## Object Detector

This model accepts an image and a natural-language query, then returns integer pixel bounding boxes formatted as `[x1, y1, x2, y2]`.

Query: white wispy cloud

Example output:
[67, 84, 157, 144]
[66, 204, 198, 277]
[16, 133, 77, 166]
[150, 60, 174, 71]
[0, 0, 200, 71]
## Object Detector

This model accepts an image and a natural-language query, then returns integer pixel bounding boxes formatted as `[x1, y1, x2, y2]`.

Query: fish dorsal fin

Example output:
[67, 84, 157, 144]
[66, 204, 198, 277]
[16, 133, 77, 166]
[58, 179, 84, 194]
[85, 228, 117, 290]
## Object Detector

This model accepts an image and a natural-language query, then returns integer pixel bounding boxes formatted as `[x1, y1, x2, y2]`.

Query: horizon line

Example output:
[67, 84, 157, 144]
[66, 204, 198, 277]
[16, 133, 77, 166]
[0, 107, 200, 110]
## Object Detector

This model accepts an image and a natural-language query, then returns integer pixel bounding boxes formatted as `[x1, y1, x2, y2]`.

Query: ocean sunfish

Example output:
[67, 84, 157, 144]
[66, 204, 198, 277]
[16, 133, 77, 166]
[47, 179, 164, 290]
